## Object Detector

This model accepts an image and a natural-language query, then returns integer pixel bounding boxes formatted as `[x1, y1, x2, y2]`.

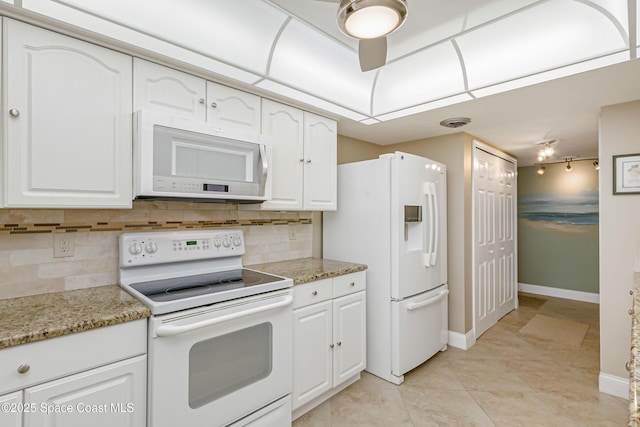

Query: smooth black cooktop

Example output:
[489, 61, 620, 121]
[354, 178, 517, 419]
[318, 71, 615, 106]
[130, 268, 285, 303]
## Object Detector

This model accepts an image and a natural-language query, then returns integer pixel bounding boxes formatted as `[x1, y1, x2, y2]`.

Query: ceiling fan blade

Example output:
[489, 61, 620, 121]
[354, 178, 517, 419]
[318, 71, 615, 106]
[359, 37, 387, 72]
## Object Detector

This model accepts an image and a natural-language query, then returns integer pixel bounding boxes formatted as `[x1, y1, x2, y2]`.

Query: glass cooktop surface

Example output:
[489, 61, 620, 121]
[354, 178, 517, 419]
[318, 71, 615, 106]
[130, 268, 286, 303]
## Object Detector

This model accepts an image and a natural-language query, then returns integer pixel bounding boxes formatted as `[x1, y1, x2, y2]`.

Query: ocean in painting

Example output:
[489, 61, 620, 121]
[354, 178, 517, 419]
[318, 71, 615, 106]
[518, 189, 599, 226]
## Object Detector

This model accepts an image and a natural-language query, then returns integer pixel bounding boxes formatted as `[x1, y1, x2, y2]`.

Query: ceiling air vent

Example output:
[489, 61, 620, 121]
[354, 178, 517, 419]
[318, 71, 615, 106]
[439, 117, 471, 128]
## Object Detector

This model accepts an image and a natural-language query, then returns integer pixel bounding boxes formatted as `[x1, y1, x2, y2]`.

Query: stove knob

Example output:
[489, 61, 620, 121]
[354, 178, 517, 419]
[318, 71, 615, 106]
[128, 242, 142, 255]
[222, 238, 231, 248]
[213, 239, 221, 248]
[233, 237, 241, 247]
[145, 242, 158, 254]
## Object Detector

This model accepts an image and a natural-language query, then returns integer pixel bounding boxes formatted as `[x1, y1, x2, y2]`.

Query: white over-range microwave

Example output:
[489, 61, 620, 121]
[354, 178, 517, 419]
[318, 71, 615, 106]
[133, 110, 272, 202]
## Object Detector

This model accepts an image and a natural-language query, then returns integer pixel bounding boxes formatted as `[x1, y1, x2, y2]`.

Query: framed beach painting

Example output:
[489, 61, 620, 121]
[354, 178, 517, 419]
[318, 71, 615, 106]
[613, 153, 640, 195]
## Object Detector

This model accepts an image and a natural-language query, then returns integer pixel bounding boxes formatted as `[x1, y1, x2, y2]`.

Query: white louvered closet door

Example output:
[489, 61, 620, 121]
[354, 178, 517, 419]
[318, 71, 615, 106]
[473, 145, 517, 338]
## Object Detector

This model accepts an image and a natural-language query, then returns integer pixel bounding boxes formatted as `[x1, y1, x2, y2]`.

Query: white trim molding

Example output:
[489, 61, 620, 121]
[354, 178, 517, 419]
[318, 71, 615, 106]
[448, 330, 476, 350]
[518, 283, 600, 304]
[599, 372, 629, 399]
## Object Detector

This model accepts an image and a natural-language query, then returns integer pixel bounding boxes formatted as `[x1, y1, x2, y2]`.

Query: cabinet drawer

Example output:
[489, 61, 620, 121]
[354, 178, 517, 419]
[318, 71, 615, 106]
[333, 271, 366, 298]
[293, 279, 332, 309]
[0, 320, 146, 395]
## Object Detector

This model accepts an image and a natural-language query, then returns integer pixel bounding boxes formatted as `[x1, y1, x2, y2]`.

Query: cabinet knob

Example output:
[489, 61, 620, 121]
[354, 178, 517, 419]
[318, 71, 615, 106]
[17, 364, 30, 374]
[350, 282, 355, 287]
[629, 309, 634, 316]
[199, 98, 205, 104]
[210, 102, 218, 108]
[312, 290, 318, 296]
[626, 361, 632, 372]
[299, 158, 304, 163]
[337, 341, 342, 346]
[329, 344, 334, 349]
[306, 159, 312, 164]
[9, 109, 20, 117]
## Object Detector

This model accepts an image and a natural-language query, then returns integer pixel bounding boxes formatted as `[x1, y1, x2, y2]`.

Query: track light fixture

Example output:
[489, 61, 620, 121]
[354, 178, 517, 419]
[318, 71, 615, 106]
[565, 159, 572, 172]
[537, 165, 545, 175]
[593, 161, 599, 171]
[536, 140, 556, 162]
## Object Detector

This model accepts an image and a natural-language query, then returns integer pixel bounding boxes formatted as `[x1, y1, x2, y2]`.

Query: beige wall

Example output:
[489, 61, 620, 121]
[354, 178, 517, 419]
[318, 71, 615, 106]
[599, 100, 640, 379]
[337, 134, 385, 164]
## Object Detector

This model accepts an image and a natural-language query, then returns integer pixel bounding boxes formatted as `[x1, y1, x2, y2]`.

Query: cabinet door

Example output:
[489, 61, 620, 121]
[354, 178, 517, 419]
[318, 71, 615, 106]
[303, 112, 337, 210]
[260, 99, 304, 210]
[292, 300, 332, 410]
[24, 355, 146, 427]
[133, 58, 206, 120]
[333, 291, 366, 387]
[0, 391, 22, 427]
[3, 19, 132, 208]
[206, 81, 261, 133]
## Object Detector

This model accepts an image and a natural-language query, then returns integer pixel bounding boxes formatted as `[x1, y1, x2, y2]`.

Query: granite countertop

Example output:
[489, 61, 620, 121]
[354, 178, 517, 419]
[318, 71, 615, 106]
[248, 257, 367, 285]
[0, 285, 151, 350]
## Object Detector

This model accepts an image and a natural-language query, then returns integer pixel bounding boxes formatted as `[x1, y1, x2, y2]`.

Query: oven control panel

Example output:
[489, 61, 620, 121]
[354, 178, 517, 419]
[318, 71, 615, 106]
[119, 229, 245, 267]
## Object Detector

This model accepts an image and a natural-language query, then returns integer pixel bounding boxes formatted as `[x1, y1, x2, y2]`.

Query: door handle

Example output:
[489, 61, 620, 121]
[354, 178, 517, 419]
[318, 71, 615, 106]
[155, 295, 293, 337]
[406, 289, 449, 311]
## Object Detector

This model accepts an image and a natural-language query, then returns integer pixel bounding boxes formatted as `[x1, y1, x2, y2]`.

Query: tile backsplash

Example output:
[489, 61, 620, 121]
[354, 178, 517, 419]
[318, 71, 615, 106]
[0, 201, 313, 300]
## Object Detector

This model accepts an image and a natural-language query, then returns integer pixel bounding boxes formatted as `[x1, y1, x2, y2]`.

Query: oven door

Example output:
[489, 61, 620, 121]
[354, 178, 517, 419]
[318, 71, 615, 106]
[147, 289, 292, 427]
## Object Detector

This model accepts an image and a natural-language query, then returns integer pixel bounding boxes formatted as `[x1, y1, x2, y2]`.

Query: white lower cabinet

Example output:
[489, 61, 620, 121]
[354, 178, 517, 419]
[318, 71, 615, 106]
[0, 391, 22, 427]
[292, 272, 366, 417]
[0, 320, 147, 427]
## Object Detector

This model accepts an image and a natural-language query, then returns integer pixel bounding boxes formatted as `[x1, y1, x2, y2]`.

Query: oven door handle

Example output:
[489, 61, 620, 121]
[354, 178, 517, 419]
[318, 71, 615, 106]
[155, 295, 293, 337]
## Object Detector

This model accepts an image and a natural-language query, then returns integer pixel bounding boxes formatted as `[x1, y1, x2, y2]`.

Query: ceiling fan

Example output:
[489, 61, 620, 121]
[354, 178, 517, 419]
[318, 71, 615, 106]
[314, 0, 408, 71]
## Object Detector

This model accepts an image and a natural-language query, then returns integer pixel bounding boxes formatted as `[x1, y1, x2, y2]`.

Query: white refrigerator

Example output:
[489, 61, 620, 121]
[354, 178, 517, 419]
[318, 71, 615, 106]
[323, 151, 448, 385]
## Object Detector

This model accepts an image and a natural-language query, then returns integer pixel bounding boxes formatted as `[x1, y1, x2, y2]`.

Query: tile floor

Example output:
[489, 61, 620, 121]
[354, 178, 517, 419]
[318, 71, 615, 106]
[293, 293, 628, 426]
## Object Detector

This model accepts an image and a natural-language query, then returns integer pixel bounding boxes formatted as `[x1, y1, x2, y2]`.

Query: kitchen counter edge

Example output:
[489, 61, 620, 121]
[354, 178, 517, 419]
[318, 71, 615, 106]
[248, 257, 367, 286]
[0, 285, 151, 350]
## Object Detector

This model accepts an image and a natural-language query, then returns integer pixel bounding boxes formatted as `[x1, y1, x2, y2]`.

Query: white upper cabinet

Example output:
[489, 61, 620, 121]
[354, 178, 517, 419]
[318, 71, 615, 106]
[249, 100, 336, 211]
[206, 81, 261, 133]
[133, 58, 206, 120]
[303, 112, 337, 211]
[134, 59, 260, 134]
[2, 18, 133, 208]
[259, 99, 305, 210]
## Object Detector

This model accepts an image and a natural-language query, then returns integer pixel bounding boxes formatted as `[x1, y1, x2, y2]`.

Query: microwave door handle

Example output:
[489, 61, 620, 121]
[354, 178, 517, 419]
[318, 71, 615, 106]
[260, 144, 269, 195]
[155, 295, 293, 337]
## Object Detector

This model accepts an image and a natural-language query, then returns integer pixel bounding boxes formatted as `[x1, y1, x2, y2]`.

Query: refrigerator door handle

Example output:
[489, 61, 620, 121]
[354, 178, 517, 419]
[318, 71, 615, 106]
[406, 289, 449, 310]
[430, 182, 439, 266]
[423, 182, 434, 266]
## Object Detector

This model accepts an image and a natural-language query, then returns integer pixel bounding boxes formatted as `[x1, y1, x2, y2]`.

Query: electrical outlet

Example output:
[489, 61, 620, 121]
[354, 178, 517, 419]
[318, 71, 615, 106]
[53, 234, 75, 258]
[288, 225, 297, 241]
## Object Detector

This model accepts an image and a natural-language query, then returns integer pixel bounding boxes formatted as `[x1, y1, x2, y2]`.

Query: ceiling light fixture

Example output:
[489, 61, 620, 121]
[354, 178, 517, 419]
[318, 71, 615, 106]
[565, 158, 573, 172]
[593, 161, 599, 171]
[537, 165, 545, 175]
[337, 0, 408, 39]
[536, 140, 556, 162]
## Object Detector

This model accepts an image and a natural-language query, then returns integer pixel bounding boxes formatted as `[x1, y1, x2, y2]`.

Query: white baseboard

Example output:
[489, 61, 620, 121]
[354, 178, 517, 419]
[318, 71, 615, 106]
[518, 283, 600, 304]
[448, 330, 476, 350]
[599, 372, 629, 399]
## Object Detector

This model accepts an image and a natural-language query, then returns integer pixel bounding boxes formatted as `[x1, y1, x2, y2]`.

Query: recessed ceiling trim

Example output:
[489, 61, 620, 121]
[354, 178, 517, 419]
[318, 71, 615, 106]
[266, 16, 293, 76]
[382, 0, 547, 67]
[451, 38, 469, 92]
[573, 0, 630, 46]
